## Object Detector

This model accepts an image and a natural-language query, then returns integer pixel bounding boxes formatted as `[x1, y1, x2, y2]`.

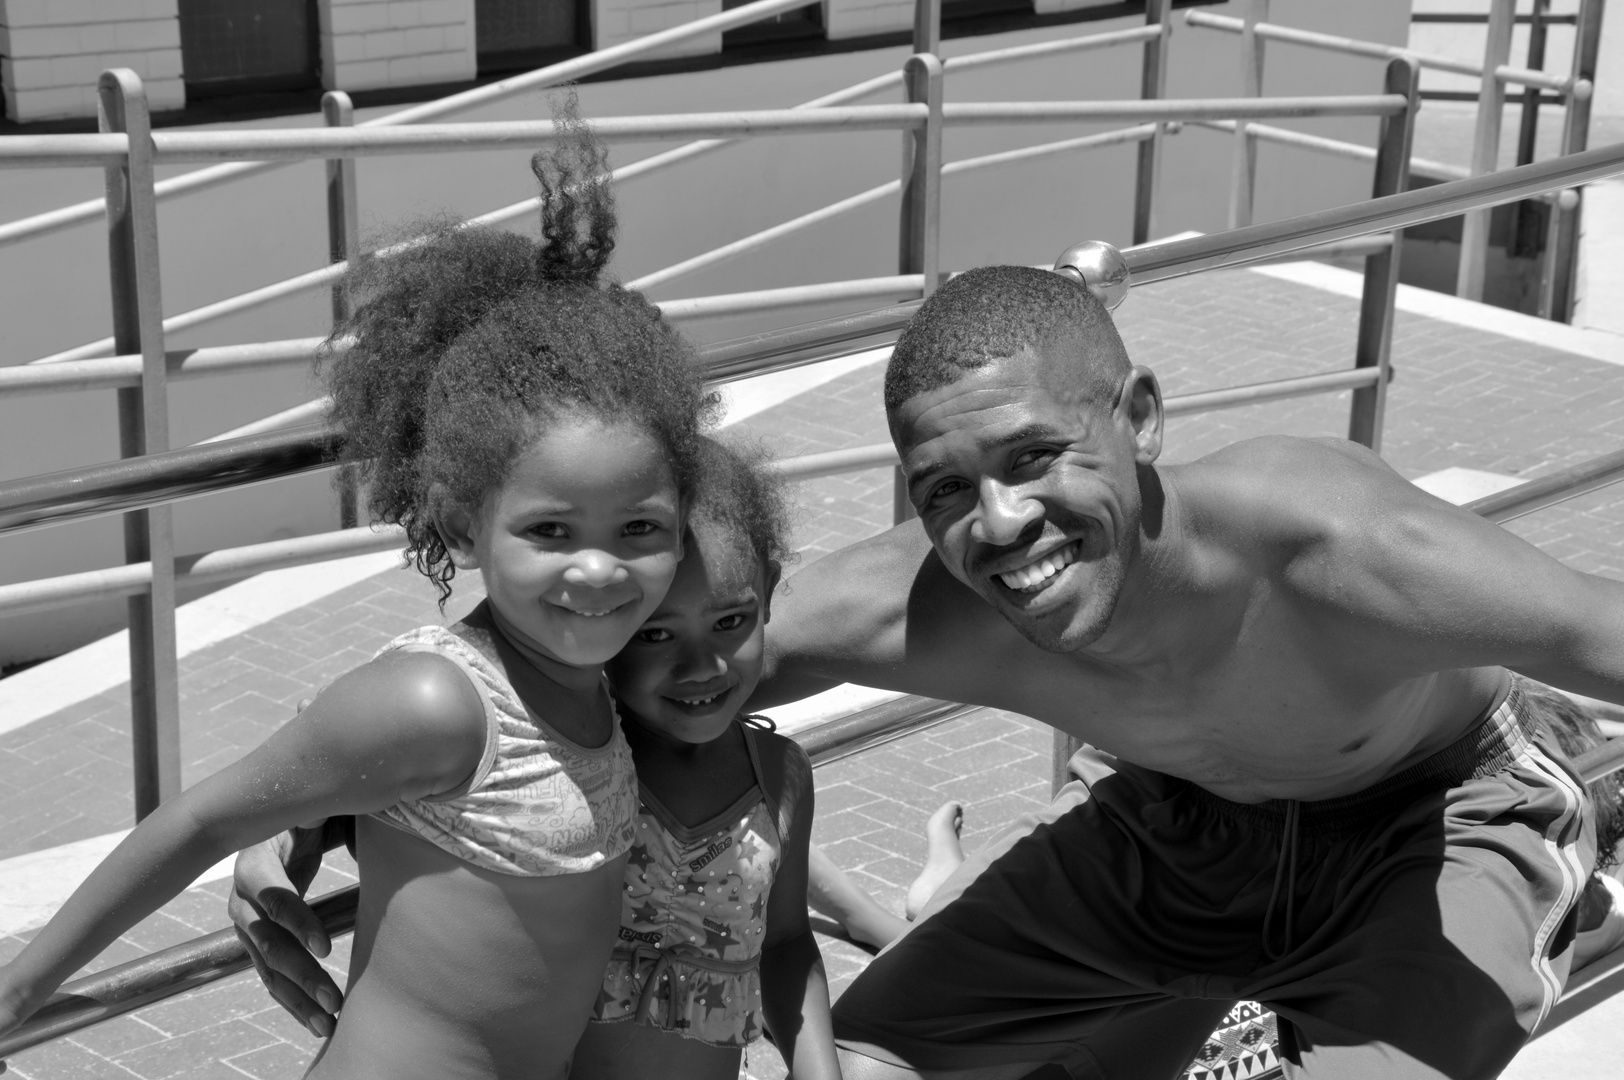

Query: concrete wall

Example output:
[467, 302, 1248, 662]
[594, 0, 723, 57]
[0, 0, 185, 122]
[823, 0, 910, 41]
[319, 0, 476, 92]
[0, 0, 1410, 667]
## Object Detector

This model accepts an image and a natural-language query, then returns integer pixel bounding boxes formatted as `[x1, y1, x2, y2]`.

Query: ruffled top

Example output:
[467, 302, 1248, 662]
[592, 719, 786, 1047]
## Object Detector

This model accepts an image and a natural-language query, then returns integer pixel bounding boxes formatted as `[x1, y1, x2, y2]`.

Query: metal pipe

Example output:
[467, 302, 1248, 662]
[1122, 141, 1624, 284]
[0, 339, 330, 398]
[658, 275, 924, 322]
[0, 133, 128, 168]
[940, 96, 1406, 124]
[0, 526, 406, 617]
[1573, 739, 1624, 785]
[1183, 10, 1585, 95]
[0, 0, 817, 249]
[1464, 448, 1624, 524]
[1133, 0, 1172, 246]
[198, 397, 332, 445]
[0, 424, 342, 536]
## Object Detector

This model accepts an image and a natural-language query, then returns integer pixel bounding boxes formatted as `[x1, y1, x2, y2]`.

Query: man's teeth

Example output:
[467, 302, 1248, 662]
[997, 542, 1080, 593]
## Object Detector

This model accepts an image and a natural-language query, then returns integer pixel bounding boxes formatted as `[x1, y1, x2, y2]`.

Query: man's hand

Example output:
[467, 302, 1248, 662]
[228, 821, 348, 1038]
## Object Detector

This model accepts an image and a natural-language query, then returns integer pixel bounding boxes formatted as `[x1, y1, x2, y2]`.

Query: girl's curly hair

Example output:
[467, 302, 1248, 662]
[323, 94, 717, 599]
[691, 437, 795, 575]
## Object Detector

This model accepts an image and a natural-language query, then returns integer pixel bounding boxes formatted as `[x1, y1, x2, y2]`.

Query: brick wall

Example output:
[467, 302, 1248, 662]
[0, 0, 184, 123]
[591, 0, 722, 59]
[318, 0, 476, 92]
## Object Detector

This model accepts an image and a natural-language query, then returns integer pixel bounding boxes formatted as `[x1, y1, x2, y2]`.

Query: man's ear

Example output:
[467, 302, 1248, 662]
[437, 503, 482, 571]
[760, 559, 784, 624]
[1117, 365, 1163, 465]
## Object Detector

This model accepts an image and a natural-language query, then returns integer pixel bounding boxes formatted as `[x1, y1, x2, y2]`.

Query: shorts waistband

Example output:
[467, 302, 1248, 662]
[1187, 675, 1534, 835]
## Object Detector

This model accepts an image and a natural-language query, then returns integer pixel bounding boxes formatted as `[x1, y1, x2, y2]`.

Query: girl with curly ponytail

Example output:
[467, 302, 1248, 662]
[0, 98, 715, 1080]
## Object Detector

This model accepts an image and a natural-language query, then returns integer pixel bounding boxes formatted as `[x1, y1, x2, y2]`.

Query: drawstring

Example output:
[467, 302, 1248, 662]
[1261, 799, 1301, 961]
[632, 949, 675, 1026]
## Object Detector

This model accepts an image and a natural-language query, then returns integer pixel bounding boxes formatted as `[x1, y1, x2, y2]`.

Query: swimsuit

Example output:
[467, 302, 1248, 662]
[591, 718, 787, 1048]
[369, 618, 640, 877]
[832, 674, 1596, 1080]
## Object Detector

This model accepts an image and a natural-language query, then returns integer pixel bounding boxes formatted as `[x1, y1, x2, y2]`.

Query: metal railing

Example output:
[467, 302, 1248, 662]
[1184, 0, 1608, 316]
[0, 0, 1437, 820]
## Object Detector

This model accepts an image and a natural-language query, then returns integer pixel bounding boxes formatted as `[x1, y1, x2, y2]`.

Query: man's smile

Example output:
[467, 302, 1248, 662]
[993, 539, 1084, 594]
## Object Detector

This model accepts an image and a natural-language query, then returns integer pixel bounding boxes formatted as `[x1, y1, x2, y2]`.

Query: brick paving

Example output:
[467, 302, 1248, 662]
[2, 266, 1624, 1077]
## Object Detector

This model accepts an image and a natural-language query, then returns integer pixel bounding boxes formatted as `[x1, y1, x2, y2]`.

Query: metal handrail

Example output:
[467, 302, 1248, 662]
[0, 693, 977, 1058]
[8, 143, 1624, 538]
[0, 97, 1405, 169]
[0, 0, 817, 249]
[1184, 10, 1592, 97]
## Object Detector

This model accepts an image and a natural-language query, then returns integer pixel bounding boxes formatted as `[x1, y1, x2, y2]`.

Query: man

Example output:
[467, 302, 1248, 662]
[232, 266, 1617, 1079]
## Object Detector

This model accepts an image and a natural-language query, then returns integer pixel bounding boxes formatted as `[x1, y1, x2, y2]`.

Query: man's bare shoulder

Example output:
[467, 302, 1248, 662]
[1173, 435, 1418, 545]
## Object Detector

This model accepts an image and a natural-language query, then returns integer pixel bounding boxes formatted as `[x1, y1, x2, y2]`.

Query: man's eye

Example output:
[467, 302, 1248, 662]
[1013, 447, 1056, 469]
[715, 614, 747, 632]
[624, 520, 659, 537]
[637, 628, 673, 644]
[928, 479, 969, 503]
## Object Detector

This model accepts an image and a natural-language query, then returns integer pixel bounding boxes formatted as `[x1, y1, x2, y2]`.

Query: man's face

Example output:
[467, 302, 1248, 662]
[893, 340, 1158, 653]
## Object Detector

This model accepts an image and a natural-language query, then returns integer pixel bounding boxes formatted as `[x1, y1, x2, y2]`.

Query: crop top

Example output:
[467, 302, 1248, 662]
[368, 620, 640, 877]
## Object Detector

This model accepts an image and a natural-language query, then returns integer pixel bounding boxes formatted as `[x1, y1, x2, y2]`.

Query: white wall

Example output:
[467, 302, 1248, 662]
[318, 0, 476, 92]
[0, 0, 184, 122]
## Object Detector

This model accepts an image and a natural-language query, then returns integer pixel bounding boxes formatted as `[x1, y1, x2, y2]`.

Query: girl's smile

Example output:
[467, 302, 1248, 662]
[608, 518, 780, 746]
[443, 412, 686, 669]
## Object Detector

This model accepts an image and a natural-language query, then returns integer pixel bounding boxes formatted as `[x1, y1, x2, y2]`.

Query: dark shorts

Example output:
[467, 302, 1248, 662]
[831, 678, 1596, 1080]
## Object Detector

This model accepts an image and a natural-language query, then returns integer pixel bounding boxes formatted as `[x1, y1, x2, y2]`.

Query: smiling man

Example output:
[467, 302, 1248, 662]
[228, 265, 1620, 1080]
[755, 265, 1621, 1080]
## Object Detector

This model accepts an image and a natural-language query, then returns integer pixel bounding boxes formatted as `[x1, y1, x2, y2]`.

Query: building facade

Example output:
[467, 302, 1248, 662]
[0, 0, 1127, 122]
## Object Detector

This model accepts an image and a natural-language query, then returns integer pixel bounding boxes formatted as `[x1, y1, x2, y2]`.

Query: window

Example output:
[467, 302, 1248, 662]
[476, 0, 591, 75]
[177, 0, 319, 97]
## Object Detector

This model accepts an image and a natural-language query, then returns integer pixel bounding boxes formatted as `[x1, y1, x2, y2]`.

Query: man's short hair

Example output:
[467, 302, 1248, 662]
[883, 265, 1130, 416]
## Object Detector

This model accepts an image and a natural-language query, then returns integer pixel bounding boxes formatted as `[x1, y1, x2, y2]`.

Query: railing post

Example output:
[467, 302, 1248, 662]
[323, 90, 361, 529]
[1347, 58, 1419, 454]
[99, 69, 180, 819]
[1228, 0, 1268, 229]
[1132, 0, 1172, 245]
[911, 0, 940, 55]
[894, 49, 942, 526]
[1051, 728, 1082, 797]
[1455, 0, 1516, 301]
[1539, 0, 1604, 321]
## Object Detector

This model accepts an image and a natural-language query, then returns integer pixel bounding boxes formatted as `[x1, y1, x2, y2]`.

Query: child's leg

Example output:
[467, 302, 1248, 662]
[808, 844, 909, 950]
[808, 803, 966, 950]
[905, 802, 965, 921]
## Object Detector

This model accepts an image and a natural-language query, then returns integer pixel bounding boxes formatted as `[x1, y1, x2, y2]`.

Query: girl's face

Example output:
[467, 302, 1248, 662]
[443, 412, 685, 668]
[607, 517, 780, 745]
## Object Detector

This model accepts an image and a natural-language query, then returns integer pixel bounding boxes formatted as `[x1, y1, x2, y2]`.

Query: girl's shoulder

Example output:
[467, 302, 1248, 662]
[739, 718, 813, 837]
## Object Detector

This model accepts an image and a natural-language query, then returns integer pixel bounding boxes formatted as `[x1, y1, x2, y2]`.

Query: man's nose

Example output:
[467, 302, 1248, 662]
[562, 550, 630, 588]
[972, 479, 1043, 546]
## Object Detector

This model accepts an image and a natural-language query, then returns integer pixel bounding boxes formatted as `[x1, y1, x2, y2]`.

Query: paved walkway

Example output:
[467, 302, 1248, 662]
[1, 263, 1623, 1077]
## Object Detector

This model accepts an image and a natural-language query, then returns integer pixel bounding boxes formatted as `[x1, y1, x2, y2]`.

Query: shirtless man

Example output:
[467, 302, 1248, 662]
[231, 266, 1616, 1079]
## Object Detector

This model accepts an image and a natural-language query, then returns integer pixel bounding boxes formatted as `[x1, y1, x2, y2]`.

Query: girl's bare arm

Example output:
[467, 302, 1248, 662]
[757, 738, 840, 1080]
[0, 651, 485, 1031]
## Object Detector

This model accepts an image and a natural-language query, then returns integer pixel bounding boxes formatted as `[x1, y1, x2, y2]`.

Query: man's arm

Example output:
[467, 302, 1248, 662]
[229, 819, 353, 1038]
[750, 520, 931, 709]
[1273, 439, 1624, 702]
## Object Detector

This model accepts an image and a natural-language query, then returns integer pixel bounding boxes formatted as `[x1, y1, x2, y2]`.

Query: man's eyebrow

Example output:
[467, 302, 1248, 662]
[977, 423, 1065, 453]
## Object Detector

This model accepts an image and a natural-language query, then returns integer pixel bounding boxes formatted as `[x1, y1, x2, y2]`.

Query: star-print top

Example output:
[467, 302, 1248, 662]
[591, 717, 788, 1047]
[367, 618, 640, 877]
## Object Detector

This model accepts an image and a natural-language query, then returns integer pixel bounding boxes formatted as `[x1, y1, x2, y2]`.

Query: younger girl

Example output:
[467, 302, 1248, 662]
[571, 439, 840, 1079]
[0, 114, 710, 1080]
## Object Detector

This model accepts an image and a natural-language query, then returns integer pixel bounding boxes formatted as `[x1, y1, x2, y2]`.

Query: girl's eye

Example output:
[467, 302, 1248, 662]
[529, 522, 567, 540]
[637, 628, 673, 644]
[715, 613, 747, 632]
[623, 520, 659, 537]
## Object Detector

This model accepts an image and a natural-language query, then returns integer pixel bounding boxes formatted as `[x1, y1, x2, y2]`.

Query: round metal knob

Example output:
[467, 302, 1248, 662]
[1053, 240, 1131, 311]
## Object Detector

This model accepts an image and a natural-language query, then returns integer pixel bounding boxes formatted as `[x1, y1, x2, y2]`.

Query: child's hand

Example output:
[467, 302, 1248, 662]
[229, 832, 344, 1039]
